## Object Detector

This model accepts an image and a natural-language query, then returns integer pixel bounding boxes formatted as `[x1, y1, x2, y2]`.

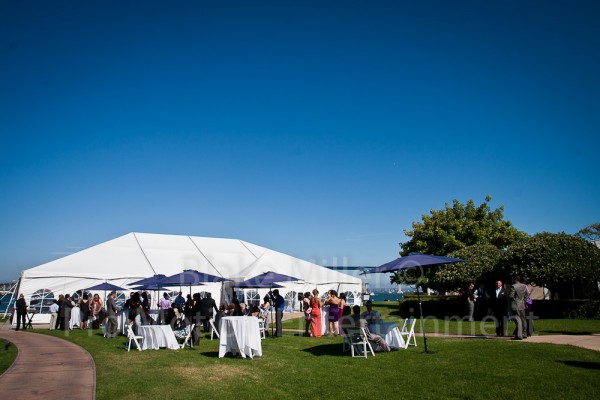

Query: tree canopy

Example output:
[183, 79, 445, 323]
[397, 196, 525, 291]
[501, 232, 600, 298]
[401, 195, 526, 257]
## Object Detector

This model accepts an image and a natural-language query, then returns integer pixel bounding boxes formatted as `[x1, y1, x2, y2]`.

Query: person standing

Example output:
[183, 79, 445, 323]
[302, 292, 312, 337]
[523, 279, 534, 337]
[337, 292, 347, 334]
[509, 276, 528, 340]
[324, 290, 341, 337]
[192, 293, 202, 345]
[106, 291, 120, 338]
[310, 289, 322, 337]
[60, 294, 74, 330]
[272, 289, 285, 337]
[79, 294, 91, 330]
[90, 293, 103, 329]
[200, 293, 218, 332]
[15, 294, 28, 331]
[157, 293, 171, 325]
[55, 294, 64, 329]
[492, 280, 507, 336]
[184, 294, 194, 325]
[465, 282, 476, 322]
[173, 291, 185, 311]
[49, 299, 59, 330]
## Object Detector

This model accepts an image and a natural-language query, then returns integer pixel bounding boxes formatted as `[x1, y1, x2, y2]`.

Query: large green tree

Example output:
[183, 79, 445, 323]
[401, 195, 526, 257]
[501, 232, 600, 299]
[393, 196, 525, 292]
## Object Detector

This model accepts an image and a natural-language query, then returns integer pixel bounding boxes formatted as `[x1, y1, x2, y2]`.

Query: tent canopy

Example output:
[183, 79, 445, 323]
[17, 232, 362, 323]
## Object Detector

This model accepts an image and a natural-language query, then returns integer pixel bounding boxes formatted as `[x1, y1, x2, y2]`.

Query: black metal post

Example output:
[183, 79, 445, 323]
[417, 285, 435, 354]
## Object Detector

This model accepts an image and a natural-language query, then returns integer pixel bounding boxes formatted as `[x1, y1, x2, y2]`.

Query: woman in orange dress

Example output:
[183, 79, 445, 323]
[310, 289, 322, 337]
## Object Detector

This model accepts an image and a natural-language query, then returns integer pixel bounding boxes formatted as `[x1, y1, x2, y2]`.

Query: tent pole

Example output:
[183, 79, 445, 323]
[2, 281, 18, 319]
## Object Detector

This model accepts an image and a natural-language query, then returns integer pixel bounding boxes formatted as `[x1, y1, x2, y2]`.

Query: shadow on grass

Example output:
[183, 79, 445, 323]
[302, 343, 345, 357]
[540, 331, 593, 336]
[558, 360, 600, 370]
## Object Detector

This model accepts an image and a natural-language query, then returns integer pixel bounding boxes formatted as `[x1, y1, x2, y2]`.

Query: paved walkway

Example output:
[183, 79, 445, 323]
[424, 332, 600, 352]
[0, 323, 95, 400]
[524, 334, 600, 351]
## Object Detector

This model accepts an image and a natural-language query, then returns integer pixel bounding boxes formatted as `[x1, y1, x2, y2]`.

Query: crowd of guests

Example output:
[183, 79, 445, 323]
[299, 290, 390, 351]
[463, 276, 534, 339]
[15, 277, 534, 344]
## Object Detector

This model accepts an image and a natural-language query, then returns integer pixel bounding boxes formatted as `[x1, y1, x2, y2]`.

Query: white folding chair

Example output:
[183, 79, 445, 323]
[258, 319, 266, 339]
[209, 318, 220, 340]
[127, 325, 144, 352]
[346, 327, 376, 358]
[399, 318, 417, 348]
[341, 328, 352, 353]
[178, 323, 194, 349]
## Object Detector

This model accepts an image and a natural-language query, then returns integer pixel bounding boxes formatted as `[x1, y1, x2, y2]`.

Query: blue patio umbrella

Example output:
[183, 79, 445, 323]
[129, 274, 167, 287]
[160, 270, 227, 286]
[85, 282, 127, 292]
[236, 271, 298, 288]
[366, 253, 465, 354]
[85, 282, 128, 304]
[235, 271, 300, 337]
[131, 284, 174, 291]
[160, 269, 227, 300]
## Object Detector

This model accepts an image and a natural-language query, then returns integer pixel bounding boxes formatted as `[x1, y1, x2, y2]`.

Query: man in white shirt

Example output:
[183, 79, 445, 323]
[49, 300, 59, 330]
[360, 301, 382, 324]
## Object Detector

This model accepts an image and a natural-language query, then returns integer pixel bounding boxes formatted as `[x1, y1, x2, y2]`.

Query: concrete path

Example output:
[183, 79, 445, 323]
[0, 325, 95, 400]
[426, 332, 600, 352]
[524, 334, 600, 352]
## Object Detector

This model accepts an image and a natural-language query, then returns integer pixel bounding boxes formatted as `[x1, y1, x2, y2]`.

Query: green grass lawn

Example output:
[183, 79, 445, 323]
[281, 302, 600, 336]
[10, 301, 600, 399]
[35, 328, 600, 400]
[0, 339, 18, 375]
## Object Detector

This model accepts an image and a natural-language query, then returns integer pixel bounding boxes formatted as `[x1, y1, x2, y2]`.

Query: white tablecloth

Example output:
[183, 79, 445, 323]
[321, 306, 329, 335]
[118, 310, 129, 335]
[370, 322, 405, 349]
[219, 316, 262, 359]
[69, 307, 81, 329]
[139, 325, 179, 350]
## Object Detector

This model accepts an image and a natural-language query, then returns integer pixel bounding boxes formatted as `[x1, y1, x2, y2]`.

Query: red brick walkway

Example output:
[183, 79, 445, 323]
[0, 328, 95, 399]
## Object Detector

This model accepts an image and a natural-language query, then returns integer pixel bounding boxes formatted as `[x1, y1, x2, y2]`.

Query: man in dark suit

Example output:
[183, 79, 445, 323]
[60, 294, 74, 330]
[106, 291, 120, 338]
[200, 293, 218, 332]
[15, 294, 28, 331]
[492, 280, 507, 336]
[272, 289, 285, 337]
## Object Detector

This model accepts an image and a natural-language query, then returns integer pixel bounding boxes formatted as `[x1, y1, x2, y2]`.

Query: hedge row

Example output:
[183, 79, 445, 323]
[396, 296, 599, 319]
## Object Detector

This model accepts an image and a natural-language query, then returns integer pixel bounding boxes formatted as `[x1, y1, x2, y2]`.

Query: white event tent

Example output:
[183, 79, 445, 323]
[16, 232, 362, 323]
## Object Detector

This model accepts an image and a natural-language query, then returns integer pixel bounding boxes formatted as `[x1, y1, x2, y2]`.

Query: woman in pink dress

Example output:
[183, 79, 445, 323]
[310, 289, 322, 337]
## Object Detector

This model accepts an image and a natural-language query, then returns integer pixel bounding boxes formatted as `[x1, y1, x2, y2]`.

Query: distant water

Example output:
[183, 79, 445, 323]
[370, 292, 405, 302]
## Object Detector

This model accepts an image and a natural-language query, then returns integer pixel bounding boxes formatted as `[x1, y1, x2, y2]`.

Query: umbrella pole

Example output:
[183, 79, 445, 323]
[417, 285, 434, 354]
[270, 287, 275, 338]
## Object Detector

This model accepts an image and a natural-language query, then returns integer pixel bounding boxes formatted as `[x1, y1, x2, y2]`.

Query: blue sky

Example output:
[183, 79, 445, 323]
[1, 1, 599, 286]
